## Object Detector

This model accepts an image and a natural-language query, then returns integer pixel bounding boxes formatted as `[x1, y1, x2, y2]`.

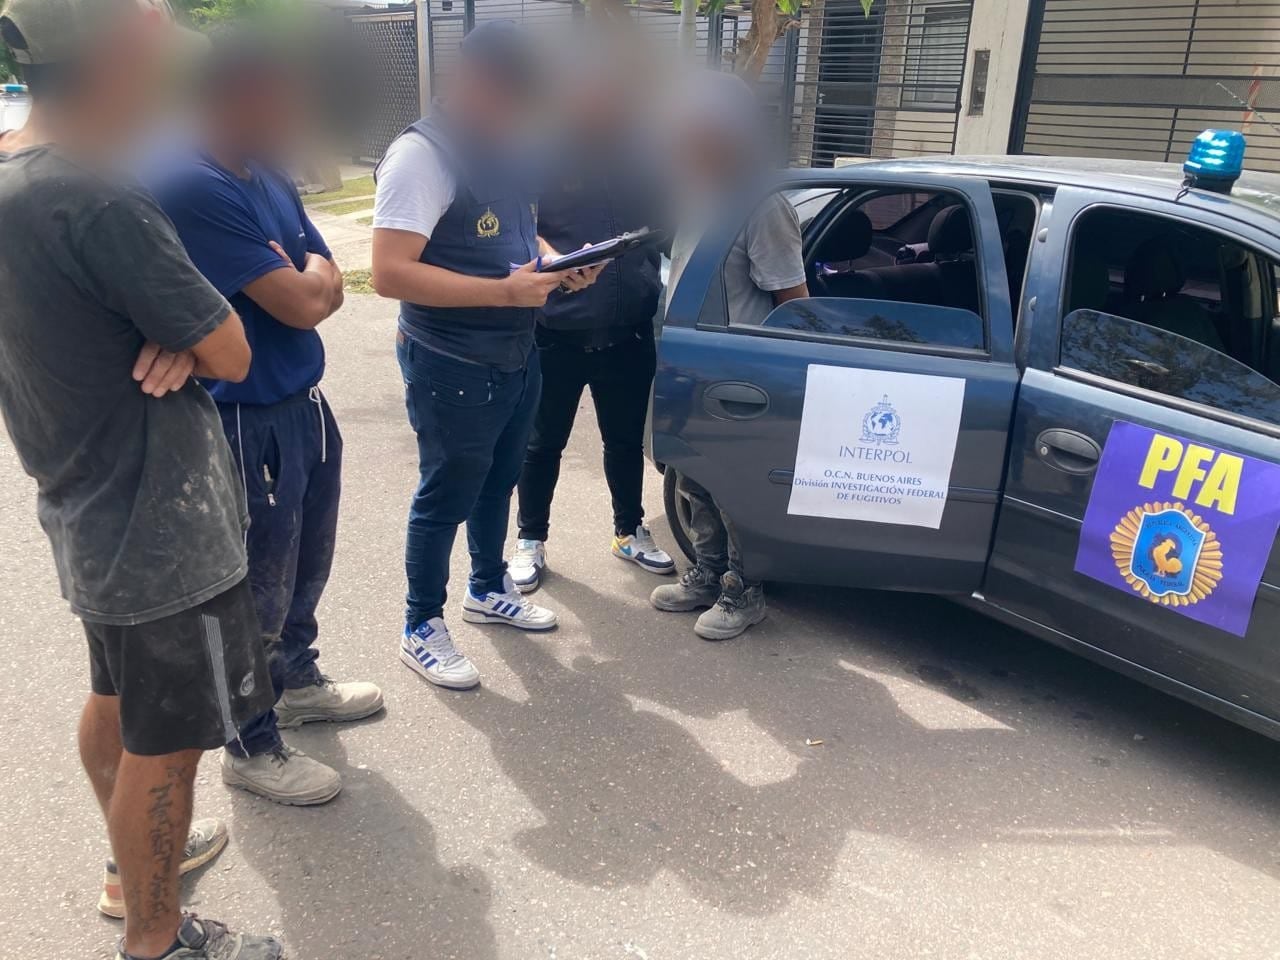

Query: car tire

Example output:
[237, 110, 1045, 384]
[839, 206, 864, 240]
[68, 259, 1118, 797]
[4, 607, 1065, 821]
[662, 467, 697, 564]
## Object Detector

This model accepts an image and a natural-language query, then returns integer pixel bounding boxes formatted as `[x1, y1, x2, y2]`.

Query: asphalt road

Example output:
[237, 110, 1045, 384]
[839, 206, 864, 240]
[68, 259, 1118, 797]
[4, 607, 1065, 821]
[2, 293, 1279, 960]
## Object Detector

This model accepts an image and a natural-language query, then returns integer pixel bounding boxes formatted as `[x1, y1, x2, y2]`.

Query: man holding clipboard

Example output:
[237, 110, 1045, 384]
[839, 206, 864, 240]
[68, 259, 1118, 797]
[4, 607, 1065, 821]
[372, 21, 602, 690]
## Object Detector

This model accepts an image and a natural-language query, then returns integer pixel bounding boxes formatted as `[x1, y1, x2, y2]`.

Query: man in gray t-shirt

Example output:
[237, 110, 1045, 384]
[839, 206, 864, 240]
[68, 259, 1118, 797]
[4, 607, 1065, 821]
[655, 70, 809, 643]
[668, 191, 807, 328]
[0, 0, 281, 956]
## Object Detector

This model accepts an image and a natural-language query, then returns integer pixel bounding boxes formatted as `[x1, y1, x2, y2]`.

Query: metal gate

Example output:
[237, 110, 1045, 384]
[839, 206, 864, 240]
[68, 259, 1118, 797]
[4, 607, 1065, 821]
[402, 0, 976, 168]
[789, 0, 973, 167]
[1010, 0, 1280, 172]
[349, 9, 421, 163]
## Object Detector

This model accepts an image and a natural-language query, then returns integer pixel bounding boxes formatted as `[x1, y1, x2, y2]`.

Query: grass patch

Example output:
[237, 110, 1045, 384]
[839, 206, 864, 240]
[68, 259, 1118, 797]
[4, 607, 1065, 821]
[303, 175, 375, 206]
[314, 197, 375, 217]
[343, 268, 376, 295]
[356, 215, 373, 227]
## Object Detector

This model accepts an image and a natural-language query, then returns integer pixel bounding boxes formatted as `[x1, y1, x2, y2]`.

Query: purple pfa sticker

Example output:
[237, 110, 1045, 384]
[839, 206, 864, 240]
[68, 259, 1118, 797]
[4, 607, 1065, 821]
[1074, 421, 1280, 637]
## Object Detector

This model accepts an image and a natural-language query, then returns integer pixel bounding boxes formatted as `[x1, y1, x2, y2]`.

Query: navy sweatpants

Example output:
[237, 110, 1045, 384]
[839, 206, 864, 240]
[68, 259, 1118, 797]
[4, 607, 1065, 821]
[218, 387, 343, 758]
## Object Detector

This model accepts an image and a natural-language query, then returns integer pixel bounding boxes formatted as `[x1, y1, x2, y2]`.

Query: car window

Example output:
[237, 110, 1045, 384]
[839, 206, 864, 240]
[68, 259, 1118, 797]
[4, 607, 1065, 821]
[763, 297, 984, 350]
[786, 188, 843, 230]
[721, 186, 988, 354]
[860, 192, 937, 233]
[1060, 207, 1280, 427]
[1062, 309, 1280, 424]
[806, 188, 982, 296]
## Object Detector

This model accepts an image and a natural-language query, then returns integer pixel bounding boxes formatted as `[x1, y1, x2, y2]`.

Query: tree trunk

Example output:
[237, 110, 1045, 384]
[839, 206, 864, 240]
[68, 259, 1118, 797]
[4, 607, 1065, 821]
[678, 0, 698, 55]
[793, 0, 826, 165]
[735, 2, 789, 82]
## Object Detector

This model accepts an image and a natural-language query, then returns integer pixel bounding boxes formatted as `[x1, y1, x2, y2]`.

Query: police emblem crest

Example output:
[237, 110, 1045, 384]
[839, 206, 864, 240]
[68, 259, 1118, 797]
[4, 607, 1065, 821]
[860, 394, 901, 446]
[476, 207, 501, 238]
[1110, 502, 1222, 606]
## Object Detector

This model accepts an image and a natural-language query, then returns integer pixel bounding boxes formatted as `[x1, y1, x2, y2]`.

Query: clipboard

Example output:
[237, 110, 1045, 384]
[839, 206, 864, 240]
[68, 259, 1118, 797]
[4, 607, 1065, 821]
[536, 227, 664, 273]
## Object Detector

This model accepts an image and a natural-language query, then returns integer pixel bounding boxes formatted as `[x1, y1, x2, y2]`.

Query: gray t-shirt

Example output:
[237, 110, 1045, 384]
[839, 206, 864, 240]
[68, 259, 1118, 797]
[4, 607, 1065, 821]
[668, 193, 806, 327]
[0, 145, 248, 625]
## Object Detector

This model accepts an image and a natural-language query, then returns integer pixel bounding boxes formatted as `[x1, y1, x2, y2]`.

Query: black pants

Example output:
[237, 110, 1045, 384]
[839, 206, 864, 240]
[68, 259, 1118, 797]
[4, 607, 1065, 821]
[518, 326, 656, 541]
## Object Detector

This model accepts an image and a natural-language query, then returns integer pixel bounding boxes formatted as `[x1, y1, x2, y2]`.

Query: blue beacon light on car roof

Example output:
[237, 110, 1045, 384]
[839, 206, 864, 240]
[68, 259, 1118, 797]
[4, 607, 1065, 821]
[1182, 129, 1246, 194]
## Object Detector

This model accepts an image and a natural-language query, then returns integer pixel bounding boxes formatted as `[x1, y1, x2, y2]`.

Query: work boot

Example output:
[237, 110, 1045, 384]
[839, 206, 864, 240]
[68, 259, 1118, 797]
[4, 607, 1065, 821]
[274, 675, 385, 729]
[115, 913, 283, 960]
[220, 744, 341, 806]
[694, 572, 766, 641]
[100, 819, 229, 918]
[650, 564, 721, 612]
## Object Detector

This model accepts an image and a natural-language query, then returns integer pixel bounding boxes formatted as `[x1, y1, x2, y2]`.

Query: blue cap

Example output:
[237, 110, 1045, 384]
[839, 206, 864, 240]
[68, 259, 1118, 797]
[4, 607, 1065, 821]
[1184, 129, 1246, 187]
[459, 20, 542, 95]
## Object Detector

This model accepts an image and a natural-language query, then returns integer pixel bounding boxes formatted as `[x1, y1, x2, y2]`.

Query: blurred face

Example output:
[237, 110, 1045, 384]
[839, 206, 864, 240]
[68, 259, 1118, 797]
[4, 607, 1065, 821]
[81, 0, 189, 143]
[214, 71, 308, 164]
[448, 61, 530, 141]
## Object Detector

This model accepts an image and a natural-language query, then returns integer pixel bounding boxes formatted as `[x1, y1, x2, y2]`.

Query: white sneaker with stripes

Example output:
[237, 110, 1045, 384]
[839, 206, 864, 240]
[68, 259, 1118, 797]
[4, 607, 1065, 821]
[400, 617, 481, 690]
[462, 574, 559, 631]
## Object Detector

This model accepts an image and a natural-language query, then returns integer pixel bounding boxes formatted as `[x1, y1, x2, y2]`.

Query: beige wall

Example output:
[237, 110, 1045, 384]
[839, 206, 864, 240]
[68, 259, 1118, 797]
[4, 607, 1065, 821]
[953, 0, 1032, 154]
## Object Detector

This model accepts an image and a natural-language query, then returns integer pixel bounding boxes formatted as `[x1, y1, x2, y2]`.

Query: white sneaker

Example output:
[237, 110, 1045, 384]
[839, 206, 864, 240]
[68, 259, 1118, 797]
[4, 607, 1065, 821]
[401, 617, 481, 690]
[462, 574, 559, 631]
[509, 538, 546, 593]
[612, 524, 676, 574]
[220, 743, 342, 806]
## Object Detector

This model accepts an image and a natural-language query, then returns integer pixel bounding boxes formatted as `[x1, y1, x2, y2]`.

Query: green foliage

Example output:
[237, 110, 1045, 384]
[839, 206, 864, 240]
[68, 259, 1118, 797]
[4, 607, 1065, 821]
[1, 44, 17, 83]
[170, 0, 298, 25]
[696, 0, 869, 19]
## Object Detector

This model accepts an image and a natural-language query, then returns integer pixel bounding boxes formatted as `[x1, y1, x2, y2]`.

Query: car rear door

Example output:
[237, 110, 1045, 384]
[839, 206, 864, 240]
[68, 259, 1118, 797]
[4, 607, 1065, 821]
[652, 170, 1018, 593]
[983, 187, 1280, 732]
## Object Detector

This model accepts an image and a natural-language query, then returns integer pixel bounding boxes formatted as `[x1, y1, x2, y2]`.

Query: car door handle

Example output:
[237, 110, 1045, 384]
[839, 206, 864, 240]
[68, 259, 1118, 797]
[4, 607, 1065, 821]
[1036, 428, 1101, 475]
[704, 381, 770, 420]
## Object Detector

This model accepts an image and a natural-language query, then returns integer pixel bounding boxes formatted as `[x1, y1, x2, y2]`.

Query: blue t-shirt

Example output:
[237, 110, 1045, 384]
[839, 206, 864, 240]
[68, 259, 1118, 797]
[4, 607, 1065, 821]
[146, 153, 330, 406]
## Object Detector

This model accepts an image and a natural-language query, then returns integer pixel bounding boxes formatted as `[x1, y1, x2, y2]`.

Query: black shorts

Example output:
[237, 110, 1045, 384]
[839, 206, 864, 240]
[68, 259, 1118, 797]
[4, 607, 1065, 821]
[84, 578, 274, 756]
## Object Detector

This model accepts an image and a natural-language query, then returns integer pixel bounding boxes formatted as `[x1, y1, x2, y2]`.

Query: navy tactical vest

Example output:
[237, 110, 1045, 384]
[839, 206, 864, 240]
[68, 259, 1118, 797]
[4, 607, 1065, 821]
[377, 113, 539, 370]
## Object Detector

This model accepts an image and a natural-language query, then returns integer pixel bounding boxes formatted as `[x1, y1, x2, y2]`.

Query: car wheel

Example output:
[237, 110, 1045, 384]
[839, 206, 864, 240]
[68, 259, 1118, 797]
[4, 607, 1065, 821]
[662, 468, 697, 564]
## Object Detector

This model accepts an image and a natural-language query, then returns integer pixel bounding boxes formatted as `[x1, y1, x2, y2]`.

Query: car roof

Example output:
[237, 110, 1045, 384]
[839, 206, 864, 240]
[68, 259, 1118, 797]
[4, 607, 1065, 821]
[829, 154, 1280, 225]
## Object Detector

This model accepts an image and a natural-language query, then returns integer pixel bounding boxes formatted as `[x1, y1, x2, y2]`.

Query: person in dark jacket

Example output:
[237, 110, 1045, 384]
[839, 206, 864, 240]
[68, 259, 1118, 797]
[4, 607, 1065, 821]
[507, 55, 675, 593]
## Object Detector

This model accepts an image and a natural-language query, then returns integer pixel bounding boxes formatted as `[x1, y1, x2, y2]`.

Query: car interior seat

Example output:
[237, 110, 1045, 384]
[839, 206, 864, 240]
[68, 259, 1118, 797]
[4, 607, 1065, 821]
[1124, 238, 1226, 353]
[927, 205, 981, 314]
[809, 209, 880, 299]
[1067, 247, 1112, 314]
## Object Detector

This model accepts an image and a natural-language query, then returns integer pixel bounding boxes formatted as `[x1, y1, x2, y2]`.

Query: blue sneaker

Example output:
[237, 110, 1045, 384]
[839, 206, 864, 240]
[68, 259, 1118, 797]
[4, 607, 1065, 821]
[400, 617, 480, 690]
[612, 524, 676, 575]
[462, 575, 558, 630]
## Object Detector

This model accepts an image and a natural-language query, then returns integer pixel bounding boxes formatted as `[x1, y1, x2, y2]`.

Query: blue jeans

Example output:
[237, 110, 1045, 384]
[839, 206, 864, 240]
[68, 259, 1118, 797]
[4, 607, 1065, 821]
[398, 333, 542, 628]
[219, 389, 343, 757]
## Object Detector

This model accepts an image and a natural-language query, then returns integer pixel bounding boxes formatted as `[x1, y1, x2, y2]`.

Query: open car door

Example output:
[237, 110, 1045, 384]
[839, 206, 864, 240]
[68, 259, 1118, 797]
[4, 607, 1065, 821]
[653, 169, 1019, 593]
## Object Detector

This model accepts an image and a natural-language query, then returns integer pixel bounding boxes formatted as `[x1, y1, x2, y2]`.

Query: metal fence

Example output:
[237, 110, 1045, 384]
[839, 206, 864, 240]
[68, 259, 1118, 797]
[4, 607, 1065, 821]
[350, 0, 976, 167]
[348, 9, 421, 162]
[1010, 0, 1280, 172]
[789, 0, 972, 166]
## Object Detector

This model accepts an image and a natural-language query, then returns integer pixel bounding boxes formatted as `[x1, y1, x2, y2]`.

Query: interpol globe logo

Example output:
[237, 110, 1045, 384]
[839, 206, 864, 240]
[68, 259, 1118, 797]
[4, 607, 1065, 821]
[861, 394, 901, 446]
[1110, 501, 1223, 606]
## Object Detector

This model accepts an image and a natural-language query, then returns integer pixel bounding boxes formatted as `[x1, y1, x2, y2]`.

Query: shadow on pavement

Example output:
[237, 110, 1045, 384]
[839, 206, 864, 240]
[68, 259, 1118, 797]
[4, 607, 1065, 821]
[436, 571, 1280, 916]
[225, 730, 499, 960]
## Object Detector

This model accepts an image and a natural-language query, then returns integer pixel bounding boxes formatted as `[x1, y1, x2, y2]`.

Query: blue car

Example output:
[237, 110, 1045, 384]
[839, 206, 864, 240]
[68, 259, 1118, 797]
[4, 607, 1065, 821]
[652, 145, 1280, 739]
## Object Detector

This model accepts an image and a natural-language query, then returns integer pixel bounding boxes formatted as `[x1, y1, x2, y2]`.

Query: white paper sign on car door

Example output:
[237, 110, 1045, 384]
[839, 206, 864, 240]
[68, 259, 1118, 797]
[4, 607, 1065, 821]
[787, 365, 966, 529]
